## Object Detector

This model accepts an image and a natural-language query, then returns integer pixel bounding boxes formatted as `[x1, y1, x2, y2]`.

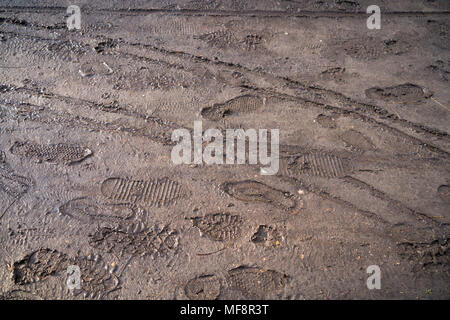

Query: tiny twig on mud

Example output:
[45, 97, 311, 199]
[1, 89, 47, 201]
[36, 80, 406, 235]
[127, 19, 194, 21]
[118, 256, 133, 277]
[431, 97, 450, 112]
[0, 198, 18, 221]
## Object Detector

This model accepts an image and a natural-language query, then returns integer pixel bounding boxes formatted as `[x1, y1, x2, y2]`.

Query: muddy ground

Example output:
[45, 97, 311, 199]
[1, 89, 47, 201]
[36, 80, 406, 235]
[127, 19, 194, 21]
[0, 0, 449, 300]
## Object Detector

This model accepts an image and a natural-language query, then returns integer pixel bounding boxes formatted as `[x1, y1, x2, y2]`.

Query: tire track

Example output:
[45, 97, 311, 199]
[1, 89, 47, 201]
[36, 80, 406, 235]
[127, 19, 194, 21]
[3, 30, 448, 156]
[1, 6, 449, 17]
[1, 84, 186, 146]
[117, 40, 450, 146]
[279, 173, 390, 225]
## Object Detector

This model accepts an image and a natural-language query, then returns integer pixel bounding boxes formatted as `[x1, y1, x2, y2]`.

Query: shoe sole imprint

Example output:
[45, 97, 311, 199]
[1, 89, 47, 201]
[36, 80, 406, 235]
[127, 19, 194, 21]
[221, 180, 298, 212]
[0, 290, 43, 300]
[184, 274, 221, 300]
[318, 67, 346, 82]
[190, 213, 242, 242]
[12, 248, 69, 285]
[0, 157, 33, 198]
[251, 225, 283, 247]
[339, 130, 376, 151]
[194, 29, 237, 48]
[88, 225, 179, 258]
[0, 35, 86, 63]
[242, 34, 265, 51]
[327, 38, 410, 60]
[297, 0, 360, 11]
[149, 19, 204, 36]
[101, 177, 189, 206]
[10, 141, 92, 164]
[315, 113, 338, 129]
[0, 98, 179, 146]
[72, 254, 120, 299]
[227, 266, 289, 299]
[426, 21, 450, 50]
[437, 185, 450, 202]
[365, 83, 431, 103]
[201, 95, 265, 121]
[284, 152, 354, 178]
[58, 197, 137, 223]
[163, 0, 221, 10]
[397, 238, 449, 272]
[12, 248, 121, 299]
[4, 31, 448, 157]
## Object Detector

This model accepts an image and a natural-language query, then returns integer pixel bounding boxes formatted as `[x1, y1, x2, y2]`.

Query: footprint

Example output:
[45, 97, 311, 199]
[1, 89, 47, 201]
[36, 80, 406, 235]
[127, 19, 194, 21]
[93, 39, 117, 54]
[201, 95, 266, 121]
[184, 275, 221, 300]
[100, 177, 188, 206]
[227, 266, 289, 299]
[221, 180, 299, 212]
[285, 152, 354, 178]
[327, 38, 409, 61]
[437, 185, 450, 202]
[340, 129, 376, 151]
[10, 141, 92, 164]
[190, 213, 243, 242]
[58, 197, 137, 223]
[0, 155, 33, 198]
[72, 254, 120, 299]
[79, 61, 113, 77]
[89, 224, 179, 259]
[365, 83, 431, 103]
[0, 290, 43, 300]
[242, 34, 265, 51]
[397, 238, 449, 272]
[12, 248, 69, 285]
[318, 67, 346, 83]
[194, 29, 236, 48]
[12, 248, 121, 299]
[425, 60, 449, 82]
[315, 114, 337, 129]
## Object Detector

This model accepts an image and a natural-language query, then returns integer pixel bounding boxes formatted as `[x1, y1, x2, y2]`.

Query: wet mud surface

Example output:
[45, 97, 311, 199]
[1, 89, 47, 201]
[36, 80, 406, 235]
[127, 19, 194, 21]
[0, 0, 449, 299]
